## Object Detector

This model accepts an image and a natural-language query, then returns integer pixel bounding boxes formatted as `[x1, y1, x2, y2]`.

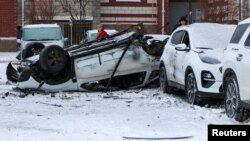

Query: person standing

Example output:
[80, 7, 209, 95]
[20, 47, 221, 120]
[173, 16, 188, 32]
[16, 25, 22, 49]
[136, 22, 147, 39]
[96, 24, 108, 40]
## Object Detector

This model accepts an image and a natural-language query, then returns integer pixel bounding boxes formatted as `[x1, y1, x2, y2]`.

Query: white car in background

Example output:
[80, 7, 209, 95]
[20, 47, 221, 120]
[223, 18, 250, 122]
[18, 24, 68, 59]
[160, 23, 236, 105]
[80, 29, 118, 44]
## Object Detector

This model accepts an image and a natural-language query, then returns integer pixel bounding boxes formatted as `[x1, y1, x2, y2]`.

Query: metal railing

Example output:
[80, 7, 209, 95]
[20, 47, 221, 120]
[57, 21, 92, 47]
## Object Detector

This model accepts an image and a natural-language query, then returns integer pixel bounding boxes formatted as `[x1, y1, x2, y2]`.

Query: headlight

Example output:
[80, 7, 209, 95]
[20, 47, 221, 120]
[199, 54, 221, 65]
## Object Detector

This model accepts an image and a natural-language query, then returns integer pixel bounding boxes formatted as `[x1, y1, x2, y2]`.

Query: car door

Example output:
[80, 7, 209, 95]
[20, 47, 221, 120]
[166, 30, 185, 82]
[236, 28, 250, 101]
[174, 31, 190, 85]
[224, 24, 250, 101]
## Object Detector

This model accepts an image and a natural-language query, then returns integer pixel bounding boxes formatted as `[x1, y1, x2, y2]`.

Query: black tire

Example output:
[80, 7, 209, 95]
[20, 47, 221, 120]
[39, 45, 68, 74]
[22, 43, 44, 59]
[159, 65, 172, 94]
[6, 62, 18, 83]
[185, 72, 199, 105]
[224, 75, 248, 122]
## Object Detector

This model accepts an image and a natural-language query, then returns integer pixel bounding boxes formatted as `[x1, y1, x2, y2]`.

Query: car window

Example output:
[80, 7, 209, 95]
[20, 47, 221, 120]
[230, 24, 249, 44]
[244, 33, 250, 47]
[182, 32, 190, 47]
[89, 33, 97, 41]
[171, 31, 184, 45]
[23, 27, 62, 41]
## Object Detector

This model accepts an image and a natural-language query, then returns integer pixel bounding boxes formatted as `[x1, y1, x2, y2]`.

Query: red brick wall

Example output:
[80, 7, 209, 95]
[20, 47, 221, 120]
[100, 0, 169, 34]
[0, 0, 17, 37]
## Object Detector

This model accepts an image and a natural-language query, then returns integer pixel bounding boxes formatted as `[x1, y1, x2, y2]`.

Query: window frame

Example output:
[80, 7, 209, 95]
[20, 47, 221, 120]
[171, 30, 185, 45]
[230, 23, 250, 44]
[244, 31, 250, 49]
[181, 31, 191, 49]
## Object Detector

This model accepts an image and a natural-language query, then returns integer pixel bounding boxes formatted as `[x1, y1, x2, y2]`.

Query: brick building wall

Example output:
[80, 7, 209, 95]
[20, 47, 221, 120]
[0, 0, 18, 51]
[0, 0, 17, 37]
[100, 0, 169, 34]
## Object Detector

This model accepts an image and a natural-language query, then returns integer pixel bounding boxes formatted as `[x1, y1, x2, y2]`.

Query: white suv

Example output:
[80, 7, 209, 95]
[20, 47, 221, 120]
[223, 18, 250, 122]
[160, 23, 235, 105]
[18, 24, 67, 59]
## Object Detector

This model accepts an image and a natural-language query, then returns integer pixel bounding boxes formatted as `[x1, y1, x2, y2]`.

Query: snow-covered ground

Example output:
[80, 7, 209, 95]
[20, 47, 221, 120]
[0, 52, 248, 141]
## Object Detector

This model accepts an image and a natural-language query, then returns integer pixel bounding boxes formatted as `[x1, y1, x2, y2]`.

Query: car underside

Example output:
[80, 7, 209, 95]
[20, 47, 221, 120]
[7, 31, 168, 92]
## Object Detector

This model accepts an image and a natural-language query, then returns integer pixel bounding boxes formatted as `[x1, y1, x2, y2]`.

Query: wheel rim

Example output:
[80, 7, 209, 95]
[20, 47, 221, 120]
[47, 50, 64, 68]
[159, 67, 166, 91]
[186, 73, 197, 104]
[225, 80, 238, 118]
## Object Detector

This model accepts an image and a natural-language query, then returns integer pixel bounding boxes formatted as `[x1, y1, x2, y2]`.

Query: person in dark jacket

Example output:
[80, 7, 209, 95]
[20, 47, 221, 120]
[136, 22, 147, 39]
[173, 16, 188, 32]
[16, 25, 22, 48]
[96, 24, 108, 40]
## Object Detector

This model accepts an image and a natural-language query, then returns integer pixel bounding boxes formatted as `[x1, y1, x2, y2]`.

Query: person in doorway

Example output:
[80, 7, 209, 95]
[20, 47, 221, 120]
[173, 16, 188, 32]
[16, 25, 22, 49]
[96, 24, 108, 40]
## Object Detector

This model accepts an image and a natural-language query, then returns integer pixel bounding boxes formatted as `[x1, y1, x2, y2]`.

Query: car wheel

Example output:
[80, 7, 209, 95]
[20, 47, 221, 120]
[22, 43, 44, 59]
[159, 65, 172, 94]
[185, 72, 199, 105]
[224, 75, 248, 122]
[39, 45, 68, 74]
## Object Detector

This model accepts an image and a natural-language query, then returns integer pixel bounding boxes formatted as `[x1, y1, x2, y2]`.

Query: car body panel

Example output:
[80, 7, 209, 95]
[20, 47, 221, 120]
[223, 22, 250, 102]
[8, 32, 170, 92]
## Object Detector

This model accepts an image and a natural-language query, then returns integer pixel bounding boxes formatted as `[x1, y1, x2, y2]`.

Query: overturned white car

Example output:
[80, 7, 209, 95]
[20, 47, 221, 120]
[7, 31, 169, 92]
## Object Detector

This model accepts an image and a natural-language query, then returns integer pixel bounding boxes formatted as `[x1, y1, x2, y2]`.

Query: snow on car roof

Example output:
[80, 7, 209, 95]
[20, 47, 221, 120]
[239, 17, 250, 25]
[24, 24, 60, 28]
[181, 23, 236, 49]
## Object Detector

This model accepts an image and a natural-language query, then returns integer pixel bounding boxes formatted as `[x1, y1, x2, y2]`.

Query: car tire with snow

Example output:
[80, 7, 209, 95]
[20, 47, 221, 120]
[185, 72, 201, 105]
[159, 65, 172, 94]
[22, 43, 45, 59]
[39, 45, 68, 74]
[224, 75, 249, 122]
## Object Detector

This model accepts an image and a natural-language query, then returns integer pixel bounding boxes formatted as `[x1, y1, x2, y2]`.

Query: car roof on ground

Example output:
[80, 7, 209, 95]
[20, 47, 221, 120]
[24, 24, 60, 28]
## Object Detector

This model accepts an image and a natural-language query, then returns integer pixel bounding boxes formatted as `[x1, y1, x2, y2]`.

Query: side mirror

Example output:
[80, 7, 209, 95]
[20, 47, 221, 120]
[17, 39, 21, 44]
[64, 38, 69, 42]
[175, 43, 189, 51]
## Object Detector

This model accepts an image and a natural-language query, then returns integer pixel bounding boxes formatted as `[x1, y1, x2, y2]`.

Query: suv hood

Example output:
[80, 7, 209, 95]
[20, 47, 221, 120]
[195, 47, 224, 61]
